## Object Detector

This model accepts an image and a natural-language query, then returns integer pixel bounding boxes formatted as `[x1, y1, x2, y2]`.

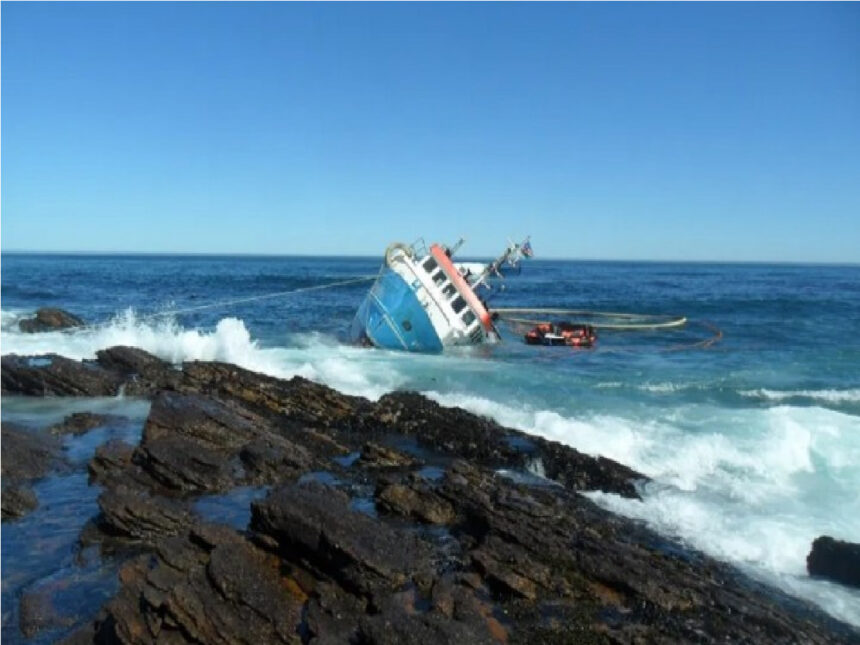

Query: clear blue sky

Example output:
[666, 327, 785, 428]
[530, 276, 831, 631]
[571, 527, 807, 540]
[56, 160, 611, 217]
[2, 2, 858, 261]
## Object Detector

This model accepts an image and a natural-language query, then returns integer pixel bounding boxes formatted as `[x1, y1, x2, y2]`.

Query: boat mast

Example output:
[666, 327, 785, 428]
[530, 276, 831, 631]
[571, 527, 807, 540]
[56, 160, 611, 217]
[472, 238, 529, 290]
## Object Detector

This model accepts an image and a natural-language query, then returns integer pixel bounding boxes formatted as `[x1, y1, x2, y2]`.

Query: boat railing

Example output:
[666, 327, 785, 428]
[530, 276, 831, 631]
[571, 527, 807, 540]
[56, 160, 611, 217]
[409, 238, 428, 259]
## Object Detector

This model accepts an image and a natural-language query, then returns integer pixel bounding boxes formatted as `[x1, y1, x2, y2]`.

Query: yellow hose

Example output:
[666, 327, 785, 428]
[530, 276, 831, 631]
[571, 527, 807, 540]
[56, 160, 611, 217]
[493, 308, 688, 330]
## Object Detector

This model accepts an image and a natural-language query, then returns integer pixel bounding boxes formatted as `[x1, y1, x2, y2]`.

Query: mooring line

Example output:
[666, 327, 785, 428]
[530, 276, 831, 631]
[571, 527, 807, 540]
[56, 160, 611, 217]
[137, 275, 376, 321]
[76, 275, 376, 331]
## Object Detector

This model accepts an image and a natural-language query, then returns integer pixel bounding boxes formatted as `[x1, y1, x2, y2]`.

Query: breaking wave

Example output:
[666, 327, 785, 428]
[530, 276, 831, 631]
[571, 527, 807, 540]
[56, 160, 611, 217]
[740, 388, 860, 404]
[0, 308, 405, 399]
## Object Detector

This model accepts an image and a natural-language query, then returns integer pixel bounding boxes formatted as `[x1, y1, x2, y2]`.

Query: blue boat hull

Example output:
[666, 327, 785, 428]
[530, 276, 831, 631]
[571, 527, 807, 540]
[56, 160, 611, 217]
[350, 267, 443, 352]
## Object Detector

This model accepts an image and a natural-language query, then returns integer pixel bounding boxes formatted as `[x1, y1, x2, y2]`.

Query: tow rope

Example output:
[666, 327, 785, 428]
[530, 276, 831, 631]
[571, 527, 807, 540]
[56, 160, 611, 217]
[137, 275, 376, 321]
[75, 275, 376, 331]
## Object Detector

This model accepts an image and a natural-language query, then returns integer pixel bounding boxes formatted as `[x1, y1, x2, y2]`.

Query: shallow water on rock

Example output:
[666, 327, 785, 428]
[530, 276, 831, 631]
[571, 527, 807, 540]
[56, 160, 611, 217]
[1, 397, 150, 643]
[193, 486, 271, 530]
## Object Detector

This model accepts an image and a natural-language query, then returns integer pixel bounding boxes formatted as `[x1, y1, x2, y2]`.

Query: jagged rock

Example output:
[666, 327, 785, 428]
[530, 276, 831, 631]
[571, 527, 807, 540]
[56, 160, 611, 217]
[358, 442, 421, 469]
[376, 481, 456, 525]
[356, 609, 497, 645]
[97, 486, 192, 542]
[2, 485, 38, 520]
[1, 354, 125, 396]
[136, 435, 239, 493]
[370, 391, 643, 498]
[49, 412, 119, 436]
[96, 345, 180, 394]
[252, 482, 434, 593]
[239, 436, 312, 482]
[179, 361, 368, 429]
[89, 523, 304, 644]
[18, 307, 84, 333]
[88, 439, 136, 485]
[808, 536, 860, 588]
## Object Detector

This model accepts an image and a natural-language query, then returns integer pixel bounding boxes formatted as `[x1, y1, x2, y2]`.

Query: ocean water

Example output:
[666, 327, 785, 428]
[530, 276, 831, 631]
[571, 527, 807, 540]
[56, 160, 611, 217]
[2, 253, 859, 629]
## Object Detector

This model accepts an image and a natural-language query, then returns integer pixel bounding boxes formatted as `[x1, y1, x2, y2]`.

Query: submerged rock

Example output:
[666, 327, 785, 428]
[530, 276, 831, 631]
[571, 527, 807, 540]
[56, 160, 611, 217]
[1, 485, 38, 520]
[1, 424, 66, 520]
[18, 307, 85, 333]
[2, 423, 64, 481]
[49, 412, 120, 436]
[808, 536, 860, 589]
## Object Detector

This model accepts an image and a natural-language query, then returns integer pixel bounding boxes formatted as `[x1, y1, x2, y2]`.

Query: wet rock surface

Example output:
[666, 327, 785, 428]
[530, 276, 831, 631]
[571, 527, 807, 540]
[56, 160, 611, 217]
[18, 307, 85, 333]
[1, 423, 67, 520]
[49, 412, 123, 436]
[808, 536, 860, 589]
[2, 347, 859, 643]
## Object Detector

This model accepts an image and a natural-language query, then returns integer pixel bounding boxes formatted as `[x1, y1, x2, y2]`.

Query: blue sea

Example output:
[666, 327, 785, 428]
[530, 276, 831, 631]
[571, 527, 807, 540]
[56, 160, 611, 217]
[2, 253, 859, 636]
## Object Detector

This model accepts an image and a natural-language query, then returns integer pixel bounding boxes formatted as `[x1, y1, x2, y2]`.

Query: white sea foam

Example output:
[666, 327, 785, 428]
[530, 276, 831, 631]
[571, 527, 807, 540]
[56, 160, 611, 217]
[0, 309, 403, 399]
[741, 388, 860, 404]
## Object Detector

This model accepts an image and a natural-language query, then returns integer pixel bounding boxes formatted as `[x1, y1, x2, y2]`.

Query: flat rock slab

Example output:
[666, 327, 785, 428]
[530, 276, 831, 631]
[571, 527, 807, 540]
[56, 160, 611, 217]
[252, 482, 434, 594]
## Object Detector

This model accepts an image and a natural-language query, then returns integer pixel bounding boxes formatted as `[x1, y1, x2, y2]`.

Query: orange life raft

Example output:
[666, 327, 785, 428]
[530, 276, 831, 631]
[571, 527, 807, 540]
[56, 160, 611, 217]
[524, 322, 597, 348]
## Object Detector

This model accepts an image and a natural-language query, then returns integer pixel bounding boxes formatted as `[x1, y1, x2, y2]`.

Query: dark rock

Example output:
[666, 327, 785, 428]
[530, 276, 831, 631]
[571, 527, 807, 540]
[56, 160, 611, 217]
[143, 390, 262, 450]
[359, 441, 421, 469]
[91, 523, 304, 644]
[136, 435, 239, 494]
[239, 436, 312, 482]
[357, 608, 497, 645]
[808, 536, 860, 588]
[19, 586, 76, 638]
[370, 391, 643, 498]
[18, 307, 84, 333]
[1, 424, 66, 521]
[97, 486, 192, 543]
[49, 411, 119, 436]
[1, 423, 63, 480]
[88, 439, 135, 485]
[179, 361, 368, 428]
[376, 481, 456, 525]
[95, 345, 179, 394]
[252, 482, 434, 593]
[2, 485, 38, 520]
[1, 354, 125, 396]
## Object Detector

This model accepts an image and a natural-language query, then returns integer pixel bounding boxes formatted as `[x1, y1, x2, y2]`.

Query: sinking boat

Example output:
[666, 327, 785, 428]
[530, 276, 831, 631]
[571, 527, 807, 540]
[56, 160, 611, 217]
[350, 237, 532, 352]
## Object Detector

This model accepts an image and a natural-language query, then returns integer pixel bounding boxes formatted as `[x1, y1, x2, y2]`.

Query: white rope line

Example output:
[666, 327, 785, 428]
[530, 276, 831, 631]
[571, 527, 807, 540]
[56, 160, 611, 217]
[137, 275, 376, 321]
[76, 275, 376, 331]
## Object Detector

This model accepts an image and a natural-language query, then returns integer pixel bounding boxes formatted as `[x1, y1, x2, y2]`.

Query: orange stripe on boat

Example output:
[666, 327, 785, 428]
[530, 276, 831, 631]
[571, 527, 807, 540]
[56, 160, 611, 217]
[430, 244, 492, 331]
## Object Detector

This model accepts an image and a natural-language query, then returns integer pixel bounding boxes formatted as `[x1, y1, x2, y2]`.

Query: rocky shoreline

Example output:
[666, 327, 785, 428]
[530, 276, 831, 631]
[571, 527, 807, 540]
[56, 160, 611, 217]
[2, 346, 859, 643]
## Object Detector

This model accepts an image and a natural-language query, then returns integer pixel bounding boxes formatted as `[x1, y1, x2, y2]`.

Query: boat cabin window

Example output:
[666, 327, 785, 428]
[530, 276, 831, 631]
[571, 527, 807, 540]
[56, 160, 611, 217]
[442, 283, 456, 298]
[451, 296, 466, 314]
[432, 270, 446, 286]
[423, 257, 438, 273]
[462, 310, 476, 326]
